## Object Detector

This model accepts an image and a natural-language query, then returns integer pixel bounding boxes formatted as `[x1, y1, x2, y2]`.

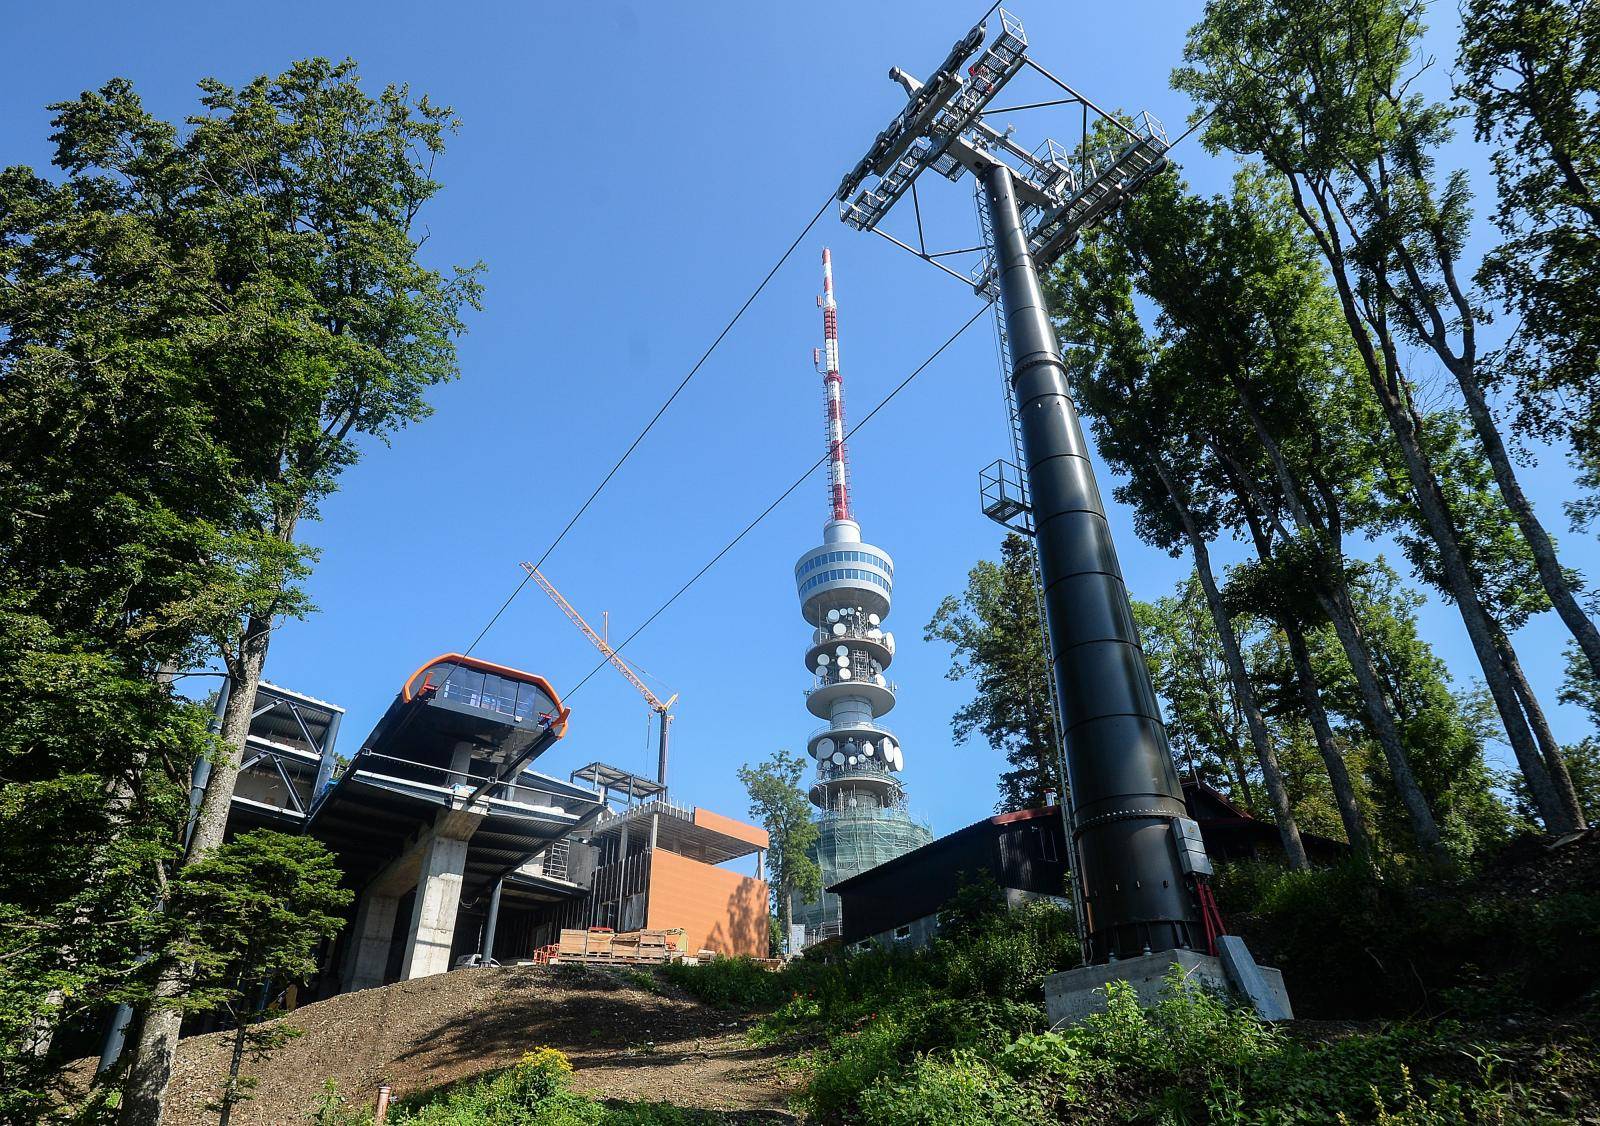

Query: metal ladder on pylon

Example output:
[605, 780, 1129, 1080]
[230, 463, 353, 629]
[976, 187, 1087, 964]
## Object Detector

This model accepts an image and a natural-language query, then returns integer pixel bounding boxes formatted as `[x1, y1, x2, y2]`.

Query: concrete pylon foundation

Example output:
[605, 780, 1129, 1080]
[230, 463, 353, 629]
[1044, 941, 1293, 1026]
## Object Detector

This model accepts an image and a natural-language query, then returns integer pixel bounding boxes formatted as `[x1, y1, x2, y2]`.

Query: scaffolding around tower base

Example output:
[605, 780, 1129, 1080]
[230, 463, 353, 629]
[791, 787, 933, 944]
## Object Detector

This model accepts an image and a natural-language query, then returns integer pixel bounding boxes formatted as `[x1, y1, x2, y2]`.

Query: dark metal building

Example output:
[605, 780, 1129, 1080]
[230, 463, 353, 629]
[1181, 780, 1347, 865]
[830, 806, 1070, 948]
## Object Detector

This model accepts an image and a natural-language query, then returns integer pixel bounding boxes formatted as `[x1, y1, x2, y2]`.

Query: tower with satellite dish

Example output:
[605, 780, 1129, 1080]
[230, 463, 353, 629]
[791, 248, 932, 945]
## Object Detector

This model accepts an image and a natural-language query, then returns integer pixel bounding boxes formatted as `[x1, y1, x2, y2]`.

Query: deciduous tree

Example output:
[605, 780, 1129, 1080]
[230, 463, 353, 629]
[925, 535, 1062, 812]
[737, 750, 821, 954]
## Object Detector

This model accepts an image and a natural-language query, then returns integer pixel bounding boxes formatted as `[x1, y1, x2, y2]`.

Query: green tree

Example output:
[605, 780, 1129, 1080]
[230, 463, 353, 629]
[1053, 164, 1404, 863]
[0, 67, 262, 1112]
[1458, 0, 1600, 531]
[1175, 0, 1593, 835]
[27, 61, 490, 1122]
[1384, 413, 1588, 828]
[737, 750, 821, 953]
[154, 831, 349, 1126]
[1132, 576, 1259, 810]
[925, 534, 1061, 812]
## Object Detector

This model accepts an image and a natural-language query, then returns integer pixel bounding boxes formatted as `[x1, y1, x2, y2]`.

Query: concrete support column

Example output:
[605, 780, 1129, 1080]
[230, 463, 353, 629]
[480, 878, 503, 962]
[345, 891, 401, 993]
[400, 834, 469, 979]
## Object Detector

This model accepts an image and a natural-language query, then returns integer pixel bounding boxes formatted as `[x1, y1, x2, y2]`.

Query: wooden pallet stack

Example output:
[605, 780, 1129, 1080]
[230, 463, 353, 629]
[539, 926, 687, 966]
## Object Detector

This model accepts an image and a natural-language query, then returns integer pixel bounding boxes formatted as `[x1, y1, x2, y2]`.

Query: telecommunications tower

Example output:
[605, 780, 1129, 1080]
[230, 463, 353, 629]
[790, 248, 932, 945]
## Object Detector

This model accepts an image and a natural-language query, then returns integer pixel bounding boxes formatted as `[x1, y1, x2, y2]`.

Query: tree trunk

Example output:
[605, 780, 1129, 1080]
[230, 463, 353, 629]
[1378, 385, 1570, 831]
[1183, 523, 1309, 868]
[1455, 365, 1600, 685]
[219, 1003, 247, 1126]
[1226, 452, 1446, 863]
[1316, 577, 1450, 862]
[119, 617, 274, 1125]
[1283, 173, 1571, 834]
[1357, 143, 1600, 690]
[1282, 617, 1373, 860]
[1496, 628, 1587, 831]
[780, 883, 792, 956]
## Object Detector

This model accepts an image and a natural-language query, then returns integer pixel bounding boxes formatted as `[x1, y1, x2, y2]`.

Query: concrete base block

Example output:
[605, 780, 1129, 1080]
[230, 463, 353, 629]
[1044, 948, 1292, 1027]
[343, 892, 399, 993]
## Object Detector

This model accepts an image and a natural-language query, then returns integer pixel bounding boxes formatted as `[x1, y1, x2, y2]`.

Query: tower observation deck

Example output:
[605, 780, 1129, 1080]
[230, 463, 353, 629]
[790, 249, 932, 945]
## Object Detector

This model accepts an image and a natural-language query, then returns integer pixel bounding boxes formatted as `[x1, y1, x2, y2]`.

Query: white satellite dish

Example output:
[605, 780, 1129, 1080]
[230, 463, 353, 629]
[816, 653, 830, 666]
[868, 613, 881, 626]
[848, 755, 857, 765]
[838, 666, 852, 680]
[874, 674, 887, 687]
[832, 623, 846, 636]
[816, 737, 835, 757]
[860, 740, 874, 756]
[885, 633, 896, 651]
[835, 644, 849, 658]
[867, 628, 882, 640]
[894, 748, 905, 770]
[831, 751, 845, 765]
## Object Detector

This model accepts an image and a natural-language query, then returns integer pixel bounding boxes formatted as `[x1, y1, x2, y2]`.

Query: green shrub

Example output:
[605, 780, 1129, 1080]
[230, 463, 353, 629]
[382, 1048, 725, 1125]
[858, 1050, 1044, 1125]
[934, 899, 1079, 1003]
[658, 956, 785, 1010]
[1214, 856, 1600, 1020]
[802, 994, 1043, 1120]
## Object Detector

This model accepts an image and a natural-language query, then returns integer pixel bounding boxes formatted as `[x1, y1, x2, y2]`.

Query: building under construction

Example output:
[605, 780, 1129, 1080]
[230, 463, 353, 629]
[790, 249, 932, 945]
[221, 656, 769, 989]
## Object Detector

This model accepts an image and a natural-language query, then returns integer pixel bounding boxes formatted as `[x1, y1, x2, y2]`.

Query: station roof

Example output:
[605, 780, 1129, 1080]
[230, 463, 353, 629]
[569, 761, 666, 802]
[588, 799, 768, 865]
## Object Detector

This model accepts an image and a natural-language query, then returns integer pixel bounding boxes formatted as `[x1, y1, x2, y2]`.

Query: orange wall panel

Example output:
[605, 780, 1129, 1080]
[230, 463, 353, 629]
[645, 849, 769, 957]
[692, 807, 769, 850]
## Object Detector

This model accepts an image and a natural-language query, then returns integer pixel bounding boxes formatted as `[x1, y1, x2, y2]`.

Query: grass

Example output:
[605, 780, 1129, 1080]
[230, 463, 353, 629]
[659, 869, 1600, 1123]
[314, 1049, 730, 1125]
[343, 861, 1600, 1123]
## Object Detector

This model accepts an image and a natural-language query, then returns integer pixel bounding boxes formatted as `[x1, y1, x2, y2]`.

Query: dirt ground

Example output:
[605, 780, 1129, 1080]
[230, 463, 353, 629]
[115, 964, 802, 1124]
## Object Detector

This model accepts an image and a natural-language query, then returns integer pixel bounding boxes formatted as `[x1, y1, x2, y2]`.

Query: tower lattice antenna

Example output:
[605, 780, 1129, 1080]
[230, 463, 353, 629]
[814, 248, 853, 523]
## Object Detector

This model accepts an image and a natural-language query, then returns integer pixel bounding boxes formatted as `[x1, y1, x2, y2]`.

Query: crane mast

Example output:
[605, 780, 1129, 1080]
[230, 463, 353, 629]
[521, 562, 678, 786]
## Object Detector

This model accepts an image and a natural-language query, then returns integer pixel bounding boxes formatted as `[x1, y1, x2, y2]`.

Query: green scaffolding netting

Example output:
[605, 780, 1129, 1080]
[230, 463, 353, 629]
[791, 806, 933, 939]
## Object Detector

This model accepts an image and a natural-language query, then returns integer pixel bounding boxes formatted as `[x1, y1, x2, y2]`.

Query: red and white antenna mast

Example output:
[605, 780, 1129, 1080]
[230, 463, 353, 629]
[814, 247, 853, 523]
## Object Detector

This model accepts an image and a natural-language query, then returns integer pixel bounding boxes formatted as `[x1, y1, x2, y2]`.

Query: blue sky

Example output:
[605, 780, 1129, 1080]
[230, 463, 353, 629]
[5, 1, 1593, 840]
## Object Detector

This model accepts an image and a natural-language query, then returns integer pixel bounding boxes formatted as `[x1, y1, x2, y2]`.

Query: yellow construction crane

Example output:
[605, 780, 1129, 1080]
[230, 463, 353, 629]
[521, 562, 679, 787]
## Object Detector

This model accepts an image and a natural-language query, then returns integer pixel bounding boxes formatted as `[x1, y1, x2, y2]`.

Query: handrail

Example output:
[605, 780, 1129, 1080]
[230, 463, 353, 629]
[351, 750, 578, 810]
[808, 719, 897, 746]
[805, 675, 898, 696]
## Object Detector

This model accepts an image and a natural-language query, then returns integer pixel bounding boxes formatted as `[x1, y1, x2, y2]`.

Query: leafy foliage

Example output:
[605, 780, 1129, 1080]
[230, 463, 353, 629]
[1459, 0, 1600, 524]
[669, 883, 1595, 1122]
[382, 1048, 726, 1125]
[0, 56, 481, 1121]
[736, 748, 820, 949]
[924, 533, 1061, 811]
